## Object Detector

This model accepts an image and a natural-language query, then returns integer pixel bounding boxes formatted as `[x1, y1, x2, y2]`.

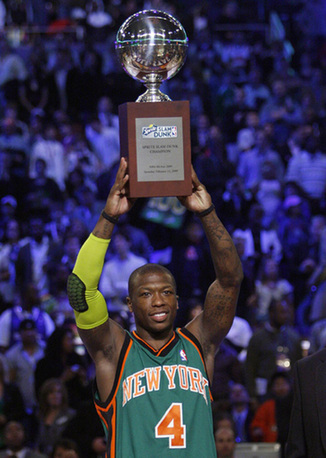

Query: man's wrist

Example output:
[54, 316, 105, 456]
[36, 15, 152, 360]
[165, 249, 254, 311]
[101, 210, 119, 224]
[197, 204, 215, 217]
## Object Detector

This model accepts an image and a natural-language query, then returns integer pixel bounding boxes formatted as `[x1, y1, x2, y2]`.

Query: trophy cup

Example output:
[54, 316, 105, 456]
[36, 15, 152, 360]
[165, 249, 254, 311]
[115, 9, 192, 198]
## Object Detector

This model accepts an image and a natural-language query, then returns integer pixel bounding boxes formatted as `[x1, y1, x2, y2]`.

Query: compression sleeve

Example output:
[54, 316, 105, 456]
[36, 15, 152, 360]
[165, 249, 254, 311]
[67, 233, 110, 329]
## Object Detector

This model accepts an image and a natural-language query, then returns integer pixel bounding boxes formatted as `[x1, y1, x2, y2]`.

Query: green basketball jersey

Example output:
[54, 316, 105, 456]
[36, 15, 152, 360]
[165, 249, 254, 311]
[94, 327, 217, 458]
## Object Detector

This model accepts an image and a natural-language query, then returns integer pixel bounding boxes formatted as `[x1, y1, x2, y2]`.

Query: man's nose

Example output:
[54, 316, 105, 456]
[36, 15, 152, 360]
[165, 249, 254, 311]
[152, 292, 165, 305]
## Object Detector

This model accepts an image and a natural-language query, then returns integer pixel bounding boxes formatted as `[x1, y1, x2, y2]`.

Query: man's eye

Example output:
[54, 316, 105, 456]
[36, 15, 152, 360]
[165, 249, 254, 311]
[141, 292, 150, 297]
[163, 290, 173, 295]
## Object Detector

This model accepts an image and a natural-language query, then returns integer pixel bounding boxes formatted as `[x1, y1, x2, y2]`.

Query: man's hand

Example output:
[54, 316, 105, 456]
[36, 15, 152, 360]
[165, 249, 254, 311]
[177, 166, 212, 213]
[104, 157, 136, 218]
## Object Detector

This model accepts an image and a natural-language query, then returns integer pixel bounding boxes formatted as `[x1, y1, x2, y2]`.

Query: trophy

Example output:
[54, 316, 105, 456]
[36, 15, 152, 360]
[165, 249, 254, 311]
[115, 9, 192, 198]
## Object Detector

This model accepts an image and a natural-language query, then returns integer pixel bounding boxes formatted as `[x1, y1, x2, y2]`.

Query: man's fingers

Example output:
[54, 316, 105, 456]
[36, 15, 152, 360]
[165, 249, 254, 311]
[191, 165, 201, 187]
[116, 157, 128, 180]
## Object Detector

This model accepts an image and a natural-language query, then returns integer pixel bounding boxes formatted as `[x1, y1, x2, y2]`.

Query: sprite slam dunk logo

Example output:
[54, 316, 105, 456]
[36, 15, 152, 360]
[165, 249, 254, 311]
[142, 124, 178, 138]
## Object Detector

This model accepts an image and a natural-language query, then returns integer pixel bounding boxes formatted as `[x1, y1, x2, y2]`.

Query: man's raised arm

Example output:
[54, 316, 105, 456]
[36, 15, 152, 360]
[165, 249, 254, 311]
[181, 167, 243, 380]
[67, 157, 134, 360]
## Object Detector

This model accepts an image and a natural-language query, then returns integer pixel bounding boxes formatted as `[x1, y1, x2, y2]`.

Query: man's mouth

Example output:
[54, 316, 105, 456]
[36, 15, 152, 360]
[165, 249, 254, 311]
[151, 311, 168, 322]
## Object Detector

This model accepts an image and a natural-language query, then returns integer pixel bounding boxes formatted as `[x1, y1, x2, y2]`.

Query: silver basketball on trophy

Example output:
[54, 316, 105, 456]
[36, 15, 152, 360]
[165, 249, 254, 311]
[115, 10, 188, 102]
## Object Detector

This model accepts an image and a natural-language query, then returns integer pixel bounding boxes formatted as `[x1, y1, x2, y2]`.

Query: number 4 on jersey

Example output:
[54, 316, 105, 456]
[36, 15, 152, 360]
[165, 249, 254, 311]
[155, 403, 186, 448]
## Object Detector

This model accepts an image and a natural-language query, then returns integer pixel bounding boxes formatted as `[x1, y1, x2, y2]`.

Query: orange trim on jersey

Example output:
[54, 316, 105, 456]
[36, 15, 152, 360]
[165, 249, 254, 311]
[177, 328, 214, 402]
[177, 328, 206, 367]
[97, 337, 133, 413]
[111, 399, 116, 457]
[95, 403, 109, 429]
[132, 330, 176, 356]
[95, 337, 133, 457]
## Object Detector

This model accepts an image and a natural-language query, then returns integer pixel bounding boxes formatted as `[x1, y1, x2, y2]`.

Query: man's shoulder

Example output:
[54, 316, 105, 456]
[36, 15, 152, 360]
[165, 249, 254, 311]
[250, 326, 269, 340]
[299, 348, 326, 369]
[0, 307, 12, 322]
[5, 341, 23, 357]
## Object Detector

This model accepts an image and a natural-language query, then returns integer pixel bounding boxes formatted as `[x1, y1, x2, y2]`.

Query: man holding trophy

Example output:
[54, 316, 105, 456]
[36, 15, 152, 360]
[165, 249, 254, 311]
[67, 10, 243, 457]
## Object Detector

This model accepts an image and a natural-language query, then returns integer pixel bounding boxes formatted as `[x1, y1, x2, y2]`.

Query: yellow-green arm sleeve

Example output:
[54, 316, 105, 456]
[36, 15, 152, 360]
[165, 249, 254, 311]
[68, 233, 110, 329]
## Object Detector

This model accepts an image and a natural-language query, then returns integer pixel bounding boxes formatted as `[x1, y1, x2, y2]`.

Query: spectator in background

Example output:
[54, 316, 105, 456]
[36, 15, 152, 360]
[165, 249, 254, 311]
[285, 122, 326, 214]
[35, 378, 76, 456]
[29, 123, 66, 192]
[232, 203, 283, 271]
[0, 421, 46, 457]
[229, 383, 255, 443]
[50, 438, 81, 458]
[0, 112, 30, 202]
[194, 124, 232, 208]
[232, 232, 256, 320]
[245, 299, 302, 402]
[235, 128, 257, 187]
[34, 327, 90, 410]
[243, 66, 270, 110]
[70, 185, 102, 233]
[25, 158, 64, 215]
[211, 341, 244, 407]
[223, 86, 250, 146]
[0, 105, 30, 157]
[250, 372, 293, 455]
[15, 217, 52, 295]
[0, 283, 55, 351]
[225, 315, 253, 363]
[45, 203, 71, 244]
[215, 427, 236, 458]
[278, 194, 311, 304]
[65, 137, 100, 185]
[64, 167, 88, 200]
[5, 318, 45, 439]
[17, 59, 49, 123]
[62, 399, 106, 458]
[249, 256, 294, 325]
[220, 177, 254, 233]
[237, 127, 284, 193]
[0, 196, 18, 237]
[0, 37, 28, 105]
[255, 160, 283, 228]
[254, 126, 285, 182]
[0, 360, 26, 450]
[85, 96, 120, 173]
[66, 48, 106, 122]
[168, 217, 215, 326]
[0, 218, 26, 310]
[116, 214, 153, 262]
[259, 78, 303, 151]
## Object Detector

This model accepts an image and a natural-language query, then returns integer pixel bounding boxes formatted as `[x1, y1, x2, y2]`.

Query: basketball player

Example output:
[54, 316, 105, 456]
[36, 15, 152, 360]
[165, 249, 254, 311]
[67, 157, 243, 457]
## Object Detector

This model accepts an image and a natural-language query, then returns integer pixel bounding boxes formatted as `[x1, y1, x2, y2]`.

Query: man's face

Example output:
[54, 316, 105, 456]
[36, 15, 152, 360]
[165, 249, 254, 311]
[4, 421, 25, 449]
[271, 301, 289, 328]
[127, 271, 178, 336]
[272, 376, 291, 398]
[215, 428, 236, 458]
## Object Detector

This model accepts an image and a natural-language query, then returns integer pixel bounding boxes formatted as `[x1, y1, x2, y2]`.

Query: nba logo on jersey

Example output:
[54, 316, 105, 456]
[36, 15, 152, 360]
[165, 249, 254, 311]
[180, 349, 187, 361]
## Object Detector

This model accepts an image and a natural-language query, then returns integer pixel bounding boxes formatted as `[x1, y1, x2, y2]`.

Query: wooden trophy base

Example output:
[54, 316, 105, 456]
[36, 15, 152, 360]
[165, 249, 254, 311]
[118, 101, 192, 198]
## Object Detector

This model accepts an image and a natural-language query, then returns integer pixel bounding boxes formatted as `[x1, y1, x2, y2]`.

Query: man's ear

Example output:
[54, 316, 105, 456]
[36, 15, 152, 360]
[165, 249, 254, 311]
[176, 295, 179, 310]
[126, 296, 133, 313]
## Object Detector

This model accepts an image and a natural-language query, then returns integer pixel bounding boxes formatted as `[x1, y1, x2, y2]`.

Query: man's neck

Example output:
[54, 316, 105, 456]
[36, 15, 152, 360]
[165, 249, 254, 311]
[23, 342, 38, 354]
[134, 328, 175, 351]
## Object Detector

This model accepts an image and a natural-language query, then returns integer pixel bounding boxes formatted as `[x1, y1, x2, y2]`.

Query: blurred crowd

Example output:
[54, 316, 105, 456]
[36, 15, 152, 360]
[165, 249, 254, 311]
[0, 0, 326, 456]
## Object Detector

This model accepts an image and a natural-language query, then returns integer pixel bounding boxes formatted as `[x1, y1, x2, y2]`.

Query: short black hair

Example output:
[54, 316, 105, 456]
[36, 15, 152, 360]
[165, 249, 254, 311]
[128, 263, 176, 297]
